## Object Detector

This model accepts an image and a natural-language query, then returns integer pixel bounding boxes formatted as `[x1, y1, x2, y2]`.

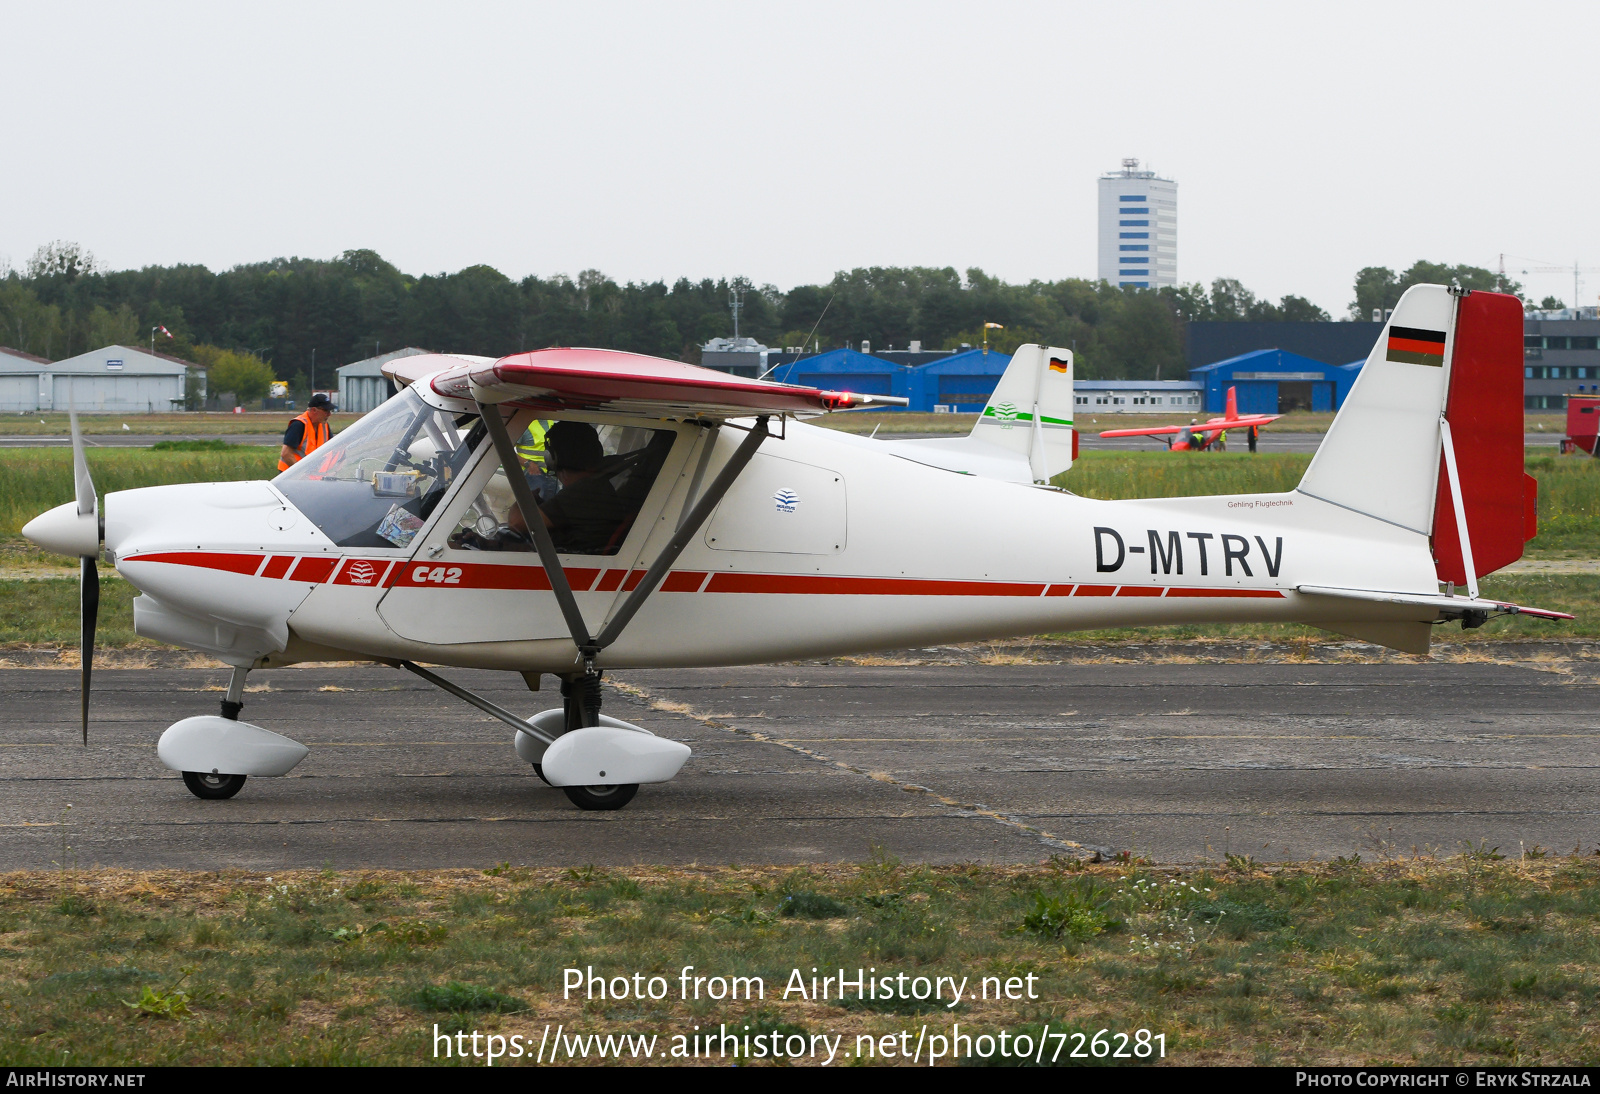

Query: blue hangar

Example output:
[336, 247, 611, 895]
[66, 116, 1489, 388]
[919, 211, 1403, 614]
[765, 348, 1013, 412]
[1189, 349, 1361, 415]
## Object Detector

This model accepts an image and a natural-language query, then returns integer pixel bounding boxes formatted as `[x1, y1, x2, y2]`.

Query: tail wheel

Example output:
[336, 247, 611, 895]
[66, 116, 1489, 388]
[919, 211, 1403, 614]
[562, 783, 638, 811]
[182, 771, 247, 800]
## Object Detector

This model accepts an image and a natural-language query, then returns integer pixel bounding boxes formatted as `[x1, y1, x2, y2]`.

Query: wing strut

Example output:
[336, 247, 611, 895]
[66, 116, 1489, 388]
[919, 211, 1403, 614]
[476, 399, 769, 669]
[479, 398, 595, 651]
[1437, 415, 1479, 601]
[399, 660, 558, 746]
[593, 417, 768, 650]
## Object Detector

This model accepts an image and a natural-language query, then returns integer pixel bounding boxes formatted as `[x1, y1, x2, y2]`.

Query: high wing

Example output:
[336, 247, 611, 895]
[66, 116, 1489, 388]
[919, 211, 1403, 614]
[384, 348, 906, 419]
[1099, 414, 1279, 439]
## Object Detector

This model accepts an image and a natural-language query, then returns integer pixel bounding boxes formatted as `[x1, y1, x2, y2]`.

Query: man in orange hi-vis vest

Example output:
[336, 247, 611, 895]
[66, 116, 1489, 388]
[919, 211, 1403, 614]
[278, 392, 335, 472]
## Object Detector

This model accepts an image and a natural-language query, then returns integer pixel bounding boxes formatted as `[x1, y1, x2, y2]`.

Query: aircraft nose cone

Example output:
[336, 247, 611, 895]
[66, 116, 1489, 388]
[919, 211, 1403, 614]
[23, 501, 99, 557]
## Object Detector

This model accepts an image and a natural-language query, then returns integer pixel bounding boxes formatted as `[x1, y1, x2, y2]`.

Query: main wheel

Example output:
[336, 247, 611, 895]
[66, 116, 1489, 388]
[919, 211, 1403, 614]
[182, 771, 247, 800]
[562, 783, 638, 811]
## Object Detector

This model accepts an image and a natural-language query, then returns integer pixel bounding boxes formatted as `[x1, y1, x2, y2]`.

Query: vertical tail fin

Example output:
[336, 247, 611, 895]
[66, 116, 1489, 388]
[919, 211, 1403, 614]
[1224, 385, 1238, 421]
[971, 344, 1076, 481]
[1298, 284, 1457, 533]
[1297, 284, 1533, 582]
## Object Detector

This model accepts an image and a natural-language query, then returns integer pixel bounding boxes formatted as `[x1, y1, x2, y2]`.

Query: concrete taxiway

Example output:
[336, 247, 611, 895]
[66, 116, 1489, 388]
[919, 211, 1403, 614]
[1, 655, 1595, 870]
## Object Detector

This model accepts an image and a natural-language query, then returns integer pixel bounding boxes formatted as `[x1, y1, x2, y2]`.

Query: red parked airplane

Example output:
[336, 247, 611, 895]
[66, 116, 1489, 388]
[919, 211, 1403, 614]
[1098, 385, 1281, 451]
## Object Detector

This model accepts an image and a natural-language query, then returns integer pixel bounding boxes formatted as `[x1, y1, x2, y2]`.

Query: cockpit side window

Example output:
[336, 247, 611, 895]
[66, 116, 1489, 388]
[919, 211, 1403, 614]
[273, 391, 483, 548]
[446, 420, 677, 556]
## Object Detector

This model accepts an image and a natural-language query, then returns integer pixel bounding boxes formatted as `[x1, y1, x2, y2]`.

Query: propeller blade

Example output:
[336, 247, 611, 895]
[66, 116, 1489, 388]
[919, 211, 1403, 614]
[81, 555, 98, 747]
[69, 408, 97, 521]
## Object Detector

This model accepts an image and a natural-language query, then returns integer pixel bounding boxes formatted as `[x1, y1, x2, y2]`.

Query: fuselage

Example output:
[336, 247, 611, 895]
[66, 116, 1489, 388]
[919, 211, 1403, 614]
[98, 405, 1439, 673]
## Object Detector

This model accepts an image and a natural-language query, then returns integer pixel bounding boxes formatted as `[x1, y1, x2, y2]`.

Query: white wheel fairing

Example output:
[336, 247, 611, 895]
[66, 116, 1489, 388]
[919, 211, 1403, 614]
[539, 726, 690, 786]
[157, 716, 309, 777]
[513, 710, 656, 765]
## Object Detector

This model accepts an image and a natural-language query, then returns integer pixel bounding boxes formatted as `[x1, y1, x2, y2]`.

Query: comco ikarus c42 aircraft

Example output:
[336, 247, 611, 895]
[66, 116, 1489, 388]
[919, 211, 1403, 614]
[22, 284, 1570, 810]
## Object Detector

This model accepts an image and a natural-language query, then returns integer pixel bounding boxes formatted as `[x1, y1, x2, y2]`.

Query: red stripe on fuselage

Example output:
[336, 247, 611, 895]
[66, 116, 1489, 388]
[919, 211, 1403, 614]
[1165, 587, 1285, 598]
[290, 556, 337, 583]
[386, 563, 612, 591]
[125, 551, 273, 576]
[118, 553, 1291, 601]
[704, 573, 1048, 596]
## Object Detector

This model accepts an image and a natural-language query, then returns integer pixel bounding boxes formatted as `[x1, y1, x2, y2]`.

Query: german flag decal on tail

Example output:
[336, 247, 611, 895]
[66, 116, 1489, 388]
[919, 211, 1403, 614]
[1386, 326, 1447, 366]
[1048, 357, 1070, 374]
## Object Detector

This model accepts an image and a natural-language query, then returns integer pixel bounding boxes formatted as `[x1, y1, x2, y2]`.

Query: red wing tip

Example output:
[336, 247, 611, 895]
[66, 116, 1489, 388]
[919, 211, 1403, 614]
[1496, 602, 1575, 620]
[1098, 427, 1180, 438]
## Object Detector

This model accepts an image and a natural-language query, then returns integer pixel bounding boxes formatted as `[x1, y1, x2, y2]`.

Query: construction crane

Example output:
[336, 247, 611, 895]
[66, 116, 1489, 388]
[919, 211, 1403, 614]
[1500, 254, 1600, 308]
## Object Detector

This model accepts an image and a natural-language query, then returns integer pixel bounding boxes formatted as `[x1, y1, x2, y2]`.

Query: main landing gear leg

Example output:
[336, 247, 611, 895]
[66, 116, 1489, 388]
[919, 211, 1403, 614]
[471, 405, 770, 814]
[183, 667, 249, 800]
[555, 667, 635, 810]
[560, 669, 604, 733]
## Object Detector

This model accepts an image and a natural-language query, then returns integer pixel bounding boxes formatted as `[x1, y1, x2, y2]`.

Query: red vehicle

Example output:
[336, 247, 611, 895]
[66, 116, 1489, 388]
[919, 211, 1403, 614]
[1561, 395, 1600, 455]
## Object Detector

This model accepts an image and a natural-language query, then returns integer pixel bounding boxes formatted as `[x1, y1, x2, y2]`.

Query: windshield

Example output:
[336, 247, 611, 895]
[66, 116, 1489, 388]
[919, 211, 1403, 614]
[274, 391, 483, 548]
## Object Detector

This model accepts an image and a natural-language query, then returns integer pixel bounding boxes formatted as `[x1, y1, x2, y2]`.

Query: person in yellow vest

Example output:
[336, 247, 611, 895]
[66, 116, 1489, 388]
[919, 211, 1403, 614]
[515, 420, 561, 503]
[278, 392, 335, 472]
[515, 420, 549, 468]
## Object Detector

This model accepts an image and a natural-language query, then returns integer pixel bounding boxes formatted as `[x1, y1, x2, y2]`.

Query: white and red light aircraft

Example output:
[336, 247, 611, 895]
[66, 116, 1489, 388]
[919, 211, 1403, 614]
[23, 285, 1570, 810]
[1098, 385, 1281, 451]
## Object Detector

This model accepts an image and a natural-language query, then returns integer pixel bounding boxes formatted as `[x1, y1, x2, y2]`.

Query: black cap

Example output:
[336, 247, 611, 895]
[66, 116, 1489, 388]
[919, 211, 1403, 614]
[308, 393, 335, 410]
[545, 420, 604, 472]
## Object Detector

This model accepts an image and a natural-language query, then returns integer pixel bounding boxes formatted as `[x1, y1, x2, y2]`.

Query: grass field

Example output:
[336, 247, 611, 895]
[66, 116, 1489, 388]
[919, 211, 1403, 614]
[0, 448, 279, 545]
[3, 857, 1599, 1066]
[0, 412, 359, 436]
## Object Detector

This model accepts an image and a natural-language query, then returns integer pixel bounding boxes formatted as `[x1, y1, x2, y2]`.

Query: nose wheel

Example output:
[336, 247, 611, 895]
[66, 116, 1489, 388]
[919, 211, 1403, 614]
[562, 783, 638, 811]
[182, 771, 247, 799]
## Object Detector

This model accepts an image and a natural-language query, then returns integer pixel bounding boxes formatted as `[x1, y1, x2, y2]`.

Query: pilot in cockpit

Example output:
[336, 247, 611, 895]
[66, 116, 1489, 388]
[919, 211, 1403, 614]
[452, 421, 635, 554]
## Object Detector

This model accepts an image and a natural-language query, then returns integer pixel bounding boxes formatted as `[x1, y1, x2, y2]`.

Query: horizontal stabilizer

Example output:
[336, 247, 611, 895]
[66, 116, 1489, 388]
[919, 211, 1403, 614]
[881, 436, 1036, 483]
[1297, 584, 1573, 621]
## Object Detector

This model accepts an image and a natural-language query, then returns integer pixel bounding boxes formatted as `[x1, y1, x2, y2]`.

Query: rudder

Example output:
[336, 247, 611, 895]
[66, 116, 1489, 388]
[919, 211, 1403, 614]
[1430, 290, 1533, 584]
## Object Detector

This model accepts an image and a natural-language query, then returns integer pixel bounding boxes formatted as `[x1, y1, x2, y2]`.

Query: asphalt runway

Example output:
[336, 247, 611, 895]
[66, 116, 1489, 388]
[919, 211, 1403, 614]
[3, 655, 1597, 870]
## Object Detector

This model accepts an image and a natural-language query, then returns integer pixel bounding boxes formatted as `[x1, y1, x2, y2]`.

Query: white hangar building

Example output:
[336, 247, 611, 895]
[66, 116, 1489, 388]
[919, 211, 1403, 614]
[338, 347, 430, 414]
[0, 344, 193, 413]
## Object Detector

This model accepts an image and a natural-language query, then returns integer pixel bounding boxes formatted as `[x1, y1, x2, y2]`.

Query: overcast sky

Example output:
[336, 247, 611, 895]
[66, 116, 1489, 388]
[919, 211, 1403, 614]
[3, 1, 1595, 316]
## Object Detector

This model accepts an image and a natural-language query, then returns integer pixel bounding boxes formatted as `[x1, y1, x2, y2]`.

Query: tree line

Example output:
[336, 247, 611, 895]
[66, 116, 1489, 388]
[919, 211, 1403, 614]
[0, 242, 1525, 397]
